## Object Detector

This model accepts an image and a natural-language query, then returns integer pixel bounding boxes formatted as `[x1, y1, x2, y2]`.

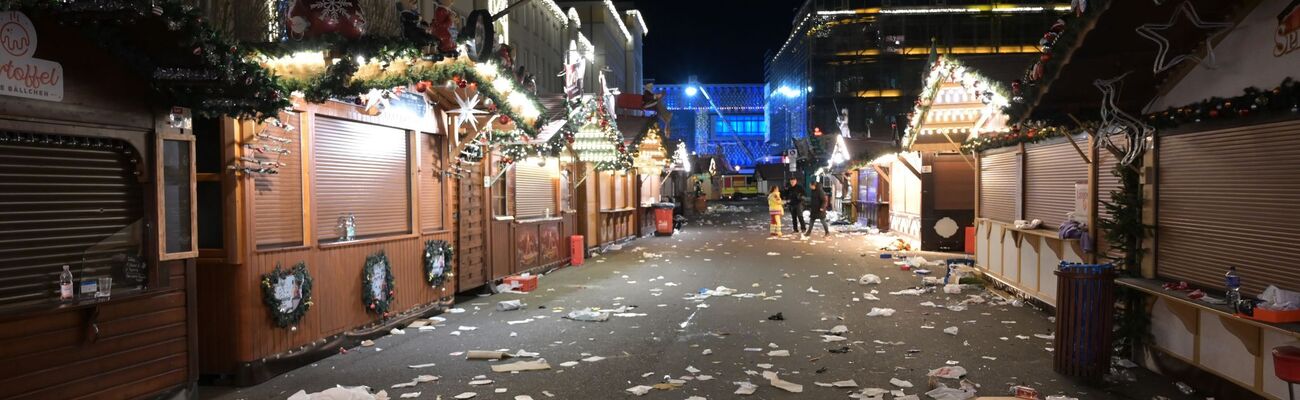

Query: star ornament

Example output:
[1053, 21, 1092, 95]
[1135, 2, 1233, 74]
[450, 89, 484, 133]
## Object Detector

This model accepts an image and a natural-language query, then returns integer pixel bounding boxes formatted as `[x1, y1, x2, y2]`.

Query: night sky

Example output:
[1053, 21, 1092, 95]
[630, 0, 806, 85]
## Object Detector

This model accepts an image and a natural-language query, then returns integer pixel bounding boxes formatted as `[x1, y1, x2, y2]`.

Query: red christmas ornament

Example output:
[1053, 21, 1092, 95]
[369, 303, 376, 309]
[1208, 109, 1220, 118]
[286, 0, 367, 40]
[1040, 54, 1051, 63]
[498, 115, 511, 124]
[415, 80, 431, 93]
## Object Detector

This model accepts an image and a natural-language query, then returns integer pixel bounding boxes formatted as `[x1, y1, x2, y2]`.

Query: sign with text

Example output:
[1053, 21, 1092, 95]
[0, 11, 62, 102]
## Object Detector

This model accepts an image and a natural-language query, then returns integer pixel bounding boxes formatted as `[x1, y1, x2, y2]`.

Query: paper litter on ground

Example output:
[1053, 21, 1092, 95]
[491, 359, 551, 373]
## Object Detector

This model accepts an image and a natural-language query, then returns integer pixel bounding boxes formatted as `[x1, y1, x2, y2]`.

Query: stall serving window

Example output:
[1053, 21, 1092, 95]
[1156, 120, 1300, 296]
[1024, 137, 1088, 228]
[314, 117, 412, 242]
[515, 160, 557, 219]
[254, 113, 305, 249]
[0, 132, 147, 307]
[640, 174, 661, 205]
[979, 149, 1021, 222]
[419, 133, 446, 232]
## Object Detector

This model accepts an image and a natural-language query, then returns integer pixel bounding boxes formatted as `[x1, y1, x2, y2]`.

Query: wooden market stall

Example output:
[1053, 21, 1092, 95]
[0, 8, 245, 398]
[890, 56, 1011, 252]
[967, 0, 1297, 397]
[193, 49, 549, 383]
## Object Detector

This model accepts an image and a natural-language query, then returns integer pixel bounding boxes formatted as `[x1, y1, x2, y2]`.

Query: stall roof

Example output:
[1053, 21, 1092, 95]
[1015, 0, 1249, 124]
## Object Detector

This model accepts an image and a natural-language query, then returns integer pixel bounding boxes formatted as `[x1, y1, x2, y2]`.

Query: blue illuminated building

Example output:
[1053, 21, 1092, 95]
[653, 82, 779, 171]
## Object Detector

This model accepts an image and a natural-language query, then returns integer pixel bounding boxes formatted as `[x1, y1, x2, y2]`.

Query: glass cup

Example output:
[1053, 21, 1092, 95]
[96, 277, 113, 298]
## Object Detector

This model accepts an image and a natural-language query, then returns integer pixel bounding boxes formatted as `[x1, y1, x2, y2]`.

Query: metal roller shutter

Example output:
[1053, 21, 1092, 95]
[419, 134, 445, 231]
[314, 117, 411, 241]
[1157, 120, 1300, 296]
[253, 116, 304, 248]
[1024, 138, 1089, 228]
[515, 163, 556, 218]
[0, 133, 144, 306]
[979, 150, 1019, 222]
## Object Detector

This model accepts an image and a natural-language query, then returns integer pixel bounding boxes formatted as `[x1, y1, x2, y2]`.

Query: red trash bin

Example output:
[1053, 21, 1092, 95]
[654, 203, 675, 236]
[570, 235, 584, 266]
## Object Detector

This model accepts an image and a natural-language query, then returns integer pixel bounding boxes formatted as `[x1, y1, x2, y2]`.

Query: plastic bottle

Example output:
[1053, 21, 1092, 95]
[59, 265, 74, 301]
[1225, 266, 1241, 309]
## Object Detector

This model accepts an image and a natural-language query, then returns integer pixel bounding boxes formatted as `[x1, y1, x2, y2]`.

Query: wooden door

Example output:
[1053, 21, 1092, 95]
[457, 163, 487, 291]
[487, 162, 513, 280]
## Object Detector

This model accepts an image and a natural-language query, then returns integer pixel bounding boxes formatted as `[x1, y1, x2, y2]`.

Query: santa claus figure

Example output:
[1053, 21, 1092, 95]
[432, 0, 462, 57]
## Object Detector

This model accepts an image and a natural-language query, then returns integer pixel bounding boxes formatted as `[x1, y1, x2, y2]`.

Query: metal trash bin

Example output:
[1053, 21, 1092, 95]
[1053, 262, 1117, 381]
[652, 202, 676, 236]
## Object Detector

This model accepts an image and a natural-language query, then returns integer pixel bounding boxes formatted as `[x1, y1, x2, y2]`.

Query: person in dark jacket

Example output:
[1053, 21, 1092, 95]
[806, 181, 831, 237]
[783, 178, 805, 234]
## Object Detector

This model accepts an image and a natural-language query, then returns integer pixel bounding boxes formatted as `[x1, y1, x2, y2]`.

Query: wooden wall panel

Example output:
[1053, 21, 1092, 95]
[0, 288, 190, 399]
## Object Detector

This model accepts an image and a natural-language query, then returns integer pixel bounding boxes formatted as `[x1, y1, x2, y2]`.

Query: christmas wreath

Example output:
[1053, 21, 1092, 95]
[362, 251, 396, 315]
[424, 240, 454, 287]
[260, 262, 313, 328]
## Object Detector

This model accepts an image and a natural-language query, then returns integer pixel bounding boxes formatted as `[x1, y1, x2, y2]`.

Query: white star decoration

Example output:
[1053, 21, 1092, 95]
[450, 89, 484, 133]
[1135, 2, 1233, 74]
[361, 88, 389, 114]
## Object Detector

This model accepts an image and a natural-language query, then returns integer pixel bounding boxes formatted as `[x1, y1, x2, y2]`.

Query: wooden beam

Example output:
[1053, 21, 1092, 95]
[896, 153, 923, 179]
[939, 131, 976, 169]
[1062, 131, 1092, 164]
[872, 164, 892, 186]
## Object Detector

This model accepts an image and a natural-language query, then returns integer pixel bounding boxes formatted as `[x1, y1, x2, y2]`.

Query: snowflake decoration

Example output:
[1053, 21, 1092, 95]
[310, 0, 353, 22]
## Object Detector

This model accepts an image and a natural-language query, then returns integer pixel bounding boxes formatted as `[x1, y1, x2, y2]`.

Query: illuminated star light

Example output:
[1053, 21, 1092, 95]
[451, 90, 484, 133]
[1134, 2, 1233, 74]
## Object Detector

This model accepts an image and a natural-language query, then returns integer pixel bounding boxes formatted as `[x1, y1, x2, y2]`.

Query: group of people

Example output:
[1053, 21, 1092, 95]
[767, 178, 831, 238]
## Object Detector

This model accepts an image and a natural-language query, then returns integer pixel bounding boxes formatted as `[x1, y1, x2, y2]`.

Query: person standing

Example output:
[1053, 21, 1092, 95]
[806, 181, 831, 237]
[783, 178, 805, 235]
[766, 186, 784, 236]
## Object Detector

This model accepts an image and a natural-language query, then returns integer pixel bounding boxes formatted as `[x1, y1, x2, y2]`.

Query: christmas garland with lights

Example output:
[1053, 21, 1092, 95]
[260, 262, 313, 329]
[563, 97, 634, 171]
[1144, 77, 1300, 128]
[961, 124, 1077, 154]
[971, 78, 1300, 153]
[2, 0, 290, 119]
[362, 251, 396, 316]
[1003, 0, 1109, 121]
[423, 240, 453, 288]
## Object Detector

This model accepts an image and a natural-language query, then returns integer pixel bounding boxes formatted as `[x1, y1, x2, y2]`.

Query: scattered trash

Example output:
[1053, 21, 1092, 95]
[497, 300, 524, 311]
[467, 379, 493, 386]
[890, 289, 925, 296]
[767, 350, 790, 357]
[565, 309, 610, 322]
[1175, 382, 1195, 395]
[734, 381, 758, 395]
[466, 351, 508, 360]
[390, 328, 405, 335]
[814, 379, 859, 388]
[581, 356, 605, 362]
[491, 359, 551, 373]
[943, 326, 959, 336]
[408, 363, 436, 369]
[927, 365, 967, 379]
[859, 274, 882, 285]
[763, 371, 804, 393]
[828, 346, 851, 354]
[867, 307, 896, 317]
[360, 340, 375, 347]
[768, 312, 785, 321]
[559, 361, 579, 367]
[453, 393, 477, 399]
[889, 378, 913, 388]
[288, 386, 388, 400]
[399, 393, 420, 399]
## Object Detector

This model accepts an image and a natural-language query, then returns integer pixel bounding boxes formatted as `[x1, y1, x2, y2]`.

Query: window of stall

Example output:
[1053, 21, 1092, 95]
[314, 117, 412, 242]
[0, 132, 148, 308]
[419, 133, 447, 232]
[253, 112, 305, 249]
[559, 169, 573, 212]
[159, 130, 197, 260]
[491, 152, 512, 217]
[515, 158, 558, 219]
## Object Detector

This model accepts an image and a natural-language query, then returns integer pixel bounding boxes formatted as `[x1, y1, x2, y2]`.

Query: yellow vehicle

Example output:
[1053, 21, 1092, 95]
[720, 175, 759, 199]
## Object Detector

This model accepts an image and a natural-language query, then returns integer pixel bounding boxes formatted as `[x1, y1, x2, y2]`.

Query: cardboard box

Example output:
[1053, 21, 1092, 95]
[504, 275, 538, 293]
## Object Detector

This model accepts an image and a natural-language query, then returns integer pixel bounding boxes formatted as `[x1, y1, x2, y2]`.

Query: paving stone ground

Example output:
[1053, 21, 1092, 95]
[202, 201, 1196, 400]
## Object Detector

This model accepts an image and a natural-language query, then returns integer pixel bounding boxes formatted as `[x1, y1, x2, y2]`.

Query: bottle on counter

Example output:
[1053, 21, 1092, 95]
[1225, 266, 1241, 310]
[59, 265, 74, 301]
